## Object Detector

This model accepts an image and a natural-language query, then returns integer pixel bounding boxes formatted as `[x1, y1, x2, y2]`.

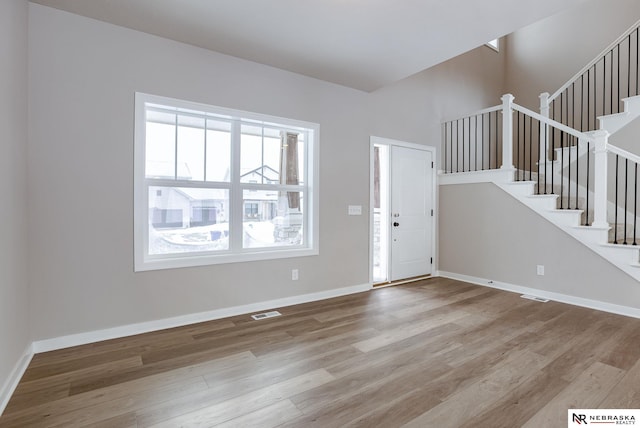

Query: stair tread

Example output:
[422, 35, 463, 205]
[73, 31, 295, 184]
[508, 181, 536, 185]
[573, 225, 610, 230]
[600, 242, 640, 250]
[546, 209, 583, 214]
[598, 110, 630, 120]
[527, 194, 558, 199]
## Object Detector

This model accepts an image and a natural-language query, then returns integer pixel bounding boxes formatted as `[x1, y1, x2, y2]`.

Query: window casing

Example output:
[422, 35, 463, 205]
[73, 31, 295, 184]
[134, 93, 319, 271]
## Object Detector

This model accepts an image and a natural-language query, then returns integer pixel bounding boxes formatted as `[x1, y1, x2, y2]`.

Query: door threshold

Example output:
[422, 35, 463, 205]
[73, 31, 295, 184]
[373, 275, 432, 288]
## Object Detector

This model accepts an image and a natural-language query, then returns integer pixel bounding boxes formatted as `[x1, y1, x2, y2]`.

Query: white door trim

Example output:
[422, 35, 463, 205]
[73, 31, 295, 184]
[369, 136, 437, 285]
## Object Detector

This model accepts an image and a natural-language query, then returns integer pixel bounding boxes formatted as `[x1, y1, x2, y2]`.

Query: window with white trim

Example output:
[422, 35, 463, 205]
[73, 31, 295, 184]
[134, 93, 319, 271]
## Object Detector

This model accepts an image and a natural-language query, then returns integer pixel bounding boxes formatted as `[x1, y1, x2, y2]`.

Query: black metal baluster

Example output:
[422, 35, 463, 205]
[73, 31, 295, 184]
[463, 117, 467, 172]
[618, 45, 621, 112]
[568, 133, 572, 209]
[550, 101, 556, 195]
[488, 113, 491, 169]
[589, 65, 593, 130]
[456, 119, 460, 173]
[537, 121, 542, 194]
[522, 112, 525, 179]
[475, 115, 478, 172]
[596, 55, 607, 118]
[522, 112, 526, 180]
[529, 115, 533, 181]
[634, 163, 638, 245]
[587, 64, 598, 129]
[615, 154, 619, 243]
[468, 116, 472, 172]
[585, 141, 590, 225]
[578, 76, 583, 207]
[481, 114, 485, 170]
[516, 112, 520, 179]
[545, 112, 550, 194]
[567, 87, 576, 210]
[572, 82, 576, 129]
[611, 49, 614, 114]
[560, 93, 565, 207]
[624, 158, 629, 244]
[495, 110, 499, 169]
[444, 123, 447, 172]
[628, 34, 632, 98]
[450, 121, 454, 173]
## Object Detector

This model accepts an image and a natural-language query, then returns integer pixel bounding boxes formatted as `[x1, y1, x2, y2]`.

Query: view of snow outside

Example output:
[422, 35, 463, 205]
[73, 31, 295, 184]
[145, 113, 304, 255]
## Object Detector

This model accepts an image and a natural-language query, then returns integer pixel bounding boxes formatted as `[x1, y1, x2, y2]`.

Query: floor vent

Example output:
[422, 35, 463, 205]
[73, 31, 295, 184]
[251, 310, 282, 320]
[520, 294, 549, 303]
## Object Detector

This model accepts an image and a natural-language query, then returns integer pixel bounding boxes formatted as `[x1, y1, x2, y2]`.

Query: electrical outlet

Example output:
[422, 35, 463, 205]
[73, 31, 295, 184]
[537, 265, 545, 276]
[292, 269, 299, 280]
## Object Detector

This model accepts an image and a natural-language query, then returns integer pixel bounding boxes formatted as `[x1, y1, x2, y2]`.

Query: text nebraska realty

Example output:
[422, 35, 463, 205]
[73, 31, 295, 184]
[577, 414, 636, 424]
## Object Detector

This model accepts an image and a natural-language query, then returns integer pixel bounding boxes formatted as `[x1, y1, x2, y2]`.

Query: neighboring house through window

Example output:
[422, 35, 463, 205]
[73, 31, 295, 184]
[134, 93, 319, 271]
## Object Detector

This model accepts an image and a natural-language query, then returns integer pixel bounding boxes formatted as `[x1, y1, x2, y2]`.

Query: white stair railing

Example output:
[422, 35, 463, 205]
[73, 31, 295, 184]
[443, 93, 640, 246]
[541, 18, 640, 132]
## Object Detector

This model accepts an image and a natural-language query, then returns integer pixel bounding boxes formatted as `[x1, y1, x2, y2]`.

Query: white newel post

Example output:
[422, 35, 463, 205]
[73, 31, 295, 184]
[592, 130, 610, 228]
[539, 93, 550, 162]
[501, 94, 514, 170]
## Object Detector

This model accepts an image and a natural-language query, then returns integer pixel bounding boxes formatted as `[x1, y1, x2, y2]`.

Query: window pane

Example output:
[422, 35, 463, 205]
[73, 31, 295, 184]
[243, 189, 303, 248]
[240, 125, 305, 185]
[177, 115, 205, 181]
[262, 135, 281, 184]
[149, 186, 229, 254]
[206, 120, 231, 182]
[240, 125, 266, 183]
[297, 133, 306, 186]
[146, 111, 176, 179]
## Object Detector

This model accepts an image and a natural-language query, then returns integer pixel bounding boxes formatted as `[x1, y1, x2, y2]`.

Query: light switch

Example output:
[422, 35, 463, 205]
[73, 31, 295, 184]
[348, 205, 362, 215]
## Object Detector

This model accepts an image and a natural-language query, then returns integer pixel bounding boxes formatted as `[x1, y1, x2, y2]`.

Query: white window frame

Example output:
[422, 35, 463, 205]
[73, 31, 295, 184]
[134, 93, 319, 271]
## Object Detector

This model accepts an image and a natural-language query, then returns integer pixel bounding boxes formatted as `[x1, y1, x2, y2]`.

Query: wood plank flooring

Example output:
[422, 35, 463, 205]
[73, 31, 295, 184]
[1, 277, 639, 427]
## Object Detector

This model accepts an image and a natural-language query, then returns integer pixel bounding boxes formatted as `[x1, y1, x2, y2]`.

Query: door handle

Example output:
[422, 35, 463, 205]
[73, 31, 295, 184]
[393, 222, 400, 227]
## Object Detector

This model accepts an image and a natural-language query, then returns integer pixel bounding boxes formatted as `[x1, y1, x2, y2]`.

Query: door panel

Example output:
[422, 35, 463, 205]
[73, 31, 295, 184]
[390, 146, 432, 281]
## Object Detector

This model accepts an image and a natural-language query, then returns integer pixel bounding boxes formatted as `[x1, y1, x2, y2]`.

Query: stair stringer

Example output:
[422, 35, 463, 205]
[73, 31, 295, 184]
[493, 177, 640, 282]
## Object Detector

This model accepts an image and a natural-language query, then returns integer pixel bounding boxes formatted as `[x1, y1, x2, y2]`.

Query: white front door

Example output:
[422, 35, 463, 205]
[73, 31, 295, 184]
[390, 146, 433, 281]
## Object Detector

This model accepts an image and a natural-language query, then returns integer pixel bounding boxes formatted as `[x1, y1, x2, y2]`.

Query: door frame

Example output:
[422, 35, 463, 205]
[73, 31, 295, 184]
[369, 136, 437, 286]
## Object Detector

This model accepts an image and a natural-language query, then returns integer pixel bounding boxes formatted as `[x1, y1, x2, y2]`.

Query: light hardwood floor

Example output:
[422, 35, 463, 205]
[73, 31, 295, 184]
[1, 277, 639, 427]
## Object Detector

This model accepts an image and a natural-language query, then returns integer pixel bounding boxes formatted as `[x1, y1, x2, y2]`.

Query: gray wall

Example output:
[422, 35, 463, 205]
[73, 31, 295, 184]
[439, 183, 640, 308]
[0, 0, 30, 396]
[368, 42, 506, 152]
[27, 4, 371, 340]
[506, 0, 640, 109]
[26, 3, 506, 341]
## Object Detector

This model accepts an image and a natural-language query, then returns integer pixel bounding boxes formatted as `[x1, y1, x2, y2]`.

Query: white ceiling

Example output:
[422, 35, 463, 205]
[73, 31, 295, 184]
[30, 0, 588, 92]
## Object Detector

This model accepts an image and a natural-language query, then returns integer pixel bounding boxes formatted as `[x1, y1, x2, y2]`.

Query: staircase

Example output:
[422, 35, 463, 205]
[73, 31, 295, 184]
[440, 18, 640, 282]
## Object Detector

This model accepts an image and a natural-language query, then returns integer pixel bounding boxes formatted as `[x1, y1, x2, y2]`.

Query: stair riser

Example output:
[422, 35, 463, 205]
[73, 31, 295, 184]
[545, 211, 582, 227]
[526, 196, 559, 211]
[571, 227, 609, 244]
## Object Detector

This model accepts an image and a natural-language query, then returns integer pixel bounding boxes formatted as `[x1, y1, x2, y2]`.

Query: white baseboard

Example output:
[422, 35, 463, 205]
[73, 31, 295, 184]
[32, 283, 371, 353]
[0, 343, 33, 416]
[438, 271, 640, 319]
